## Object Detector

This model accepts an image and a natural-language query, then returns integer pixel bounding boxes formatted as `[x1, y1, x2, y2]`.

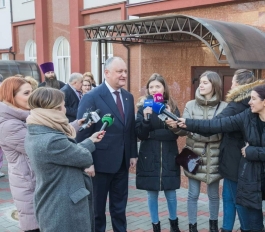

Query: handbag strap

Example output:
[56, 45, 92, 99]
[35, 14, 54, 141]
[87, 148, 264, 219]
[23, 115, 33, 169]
[201, 102, 221, 156]
[213, 102, 220, 118]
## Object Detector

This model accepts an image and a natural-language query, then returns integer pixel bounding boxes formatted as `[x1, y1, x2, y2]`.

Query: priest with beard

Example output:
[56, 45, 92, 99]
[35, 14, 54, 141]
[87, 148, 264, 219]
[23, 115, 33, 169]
[38, 62, 65, 89]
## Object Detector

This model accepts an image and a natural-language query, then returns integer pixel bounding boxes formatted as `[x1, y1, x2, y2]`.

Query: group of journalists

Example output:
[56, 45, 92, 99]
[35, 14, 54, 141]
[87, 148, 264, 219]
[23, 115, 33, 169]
[0, 56, 264, 232]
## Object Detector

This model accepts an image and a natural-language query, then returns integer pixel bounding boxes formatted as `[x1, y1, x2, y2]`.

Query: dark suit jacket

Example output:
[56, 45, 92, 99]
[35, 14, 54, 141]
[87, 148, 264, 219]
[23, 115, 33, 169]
[60, 84, 80, 122]
[76, 82, 137, 173]
[39, 80, 65, 89]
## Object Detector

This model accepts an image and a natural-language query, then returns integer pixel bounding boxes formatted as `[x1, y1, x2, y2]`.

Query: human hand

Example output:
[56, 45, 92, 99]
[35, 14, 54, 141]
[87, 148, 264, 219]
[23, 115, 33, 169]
[77, 118, 92, 127]
[143, 107, 152, 119]
[89, 131, 105, 143]
[84, 165, 95, 177]
[177, 118, 187, 128]
[130, 158, 137, 169]
[165, 118, 178, 129]
[241, 142, 249, 158]
[166, 104, 171, 112]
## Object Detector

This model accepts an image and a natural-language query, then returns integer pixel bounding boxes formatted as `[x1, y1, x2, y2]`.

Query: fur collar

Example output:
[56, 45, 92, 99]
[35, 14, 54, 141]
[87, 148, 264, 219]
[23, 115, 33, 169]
[136, 96, 146, 109]
[226, 80, 265, 103]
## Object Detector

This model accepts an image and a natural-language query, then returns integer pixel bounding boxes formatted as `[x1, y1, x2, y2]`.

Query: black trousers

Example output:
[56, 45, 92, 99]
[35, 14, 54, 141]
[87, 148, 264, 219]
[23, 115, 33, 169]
[92, 160, 129, 232]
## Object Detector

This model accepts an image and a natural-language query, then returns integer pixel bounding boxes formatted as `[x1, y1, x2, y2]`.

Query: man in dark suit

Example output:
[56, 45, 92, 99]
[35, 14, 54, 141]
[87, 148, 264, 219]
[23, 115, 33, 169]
[76, 57, 137, 232]
[60, 73, 83, 122]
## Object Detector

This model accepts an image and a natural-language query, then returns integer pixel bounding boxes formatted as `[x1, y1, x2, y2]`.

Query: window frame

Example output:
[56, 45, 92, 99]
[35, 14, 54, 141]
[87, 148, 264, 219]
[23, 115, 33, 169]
[52, 36, 71, 83]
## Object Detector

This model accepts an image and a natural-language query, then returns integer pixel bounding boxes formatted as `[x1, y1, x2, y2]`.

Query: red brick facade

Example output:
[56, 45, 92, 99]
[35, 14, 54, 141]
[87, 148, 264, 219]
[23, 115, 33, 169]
[9, 0, 265, 191]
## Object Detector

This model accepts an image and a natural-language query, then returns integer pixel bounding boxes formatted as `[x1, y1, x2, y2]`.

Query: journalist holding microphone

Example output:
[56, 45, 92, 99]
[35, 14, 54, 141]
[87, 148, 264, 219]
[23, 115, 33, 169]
[135, 73, 181, 232]
[24, 87, 105, 232]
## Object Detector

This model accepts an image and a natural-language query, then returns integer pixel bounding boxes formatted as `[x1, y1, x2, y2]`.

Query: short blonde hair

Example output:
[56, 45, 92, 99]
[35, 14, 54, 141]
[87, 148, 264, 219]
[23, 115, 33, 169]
[28, 87, 64, 110]
[83, 72, 96, 84]
[24, 76, 39, 91]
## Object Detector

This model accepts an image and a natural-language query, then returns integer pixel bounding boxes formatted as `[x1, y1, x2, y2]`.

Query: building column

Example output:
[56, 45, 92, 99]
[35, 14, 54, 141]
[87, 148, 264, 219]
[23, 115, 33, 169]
[69, 0, 85, 73]
[35, 0, 49, 66]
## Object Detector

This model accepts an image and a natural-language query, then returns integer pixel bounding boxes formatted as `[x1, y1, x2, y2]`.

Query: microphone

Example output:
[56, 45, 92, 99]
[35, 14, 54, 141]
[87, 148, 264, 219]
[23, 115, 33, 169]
[152, 102, 179, 121]
[154, 92, 168, 104]
[143, 95, 154, 121]
[153, 93, 164, 103]
[79, 109, 101, 132]
[100, 114, 114, 131]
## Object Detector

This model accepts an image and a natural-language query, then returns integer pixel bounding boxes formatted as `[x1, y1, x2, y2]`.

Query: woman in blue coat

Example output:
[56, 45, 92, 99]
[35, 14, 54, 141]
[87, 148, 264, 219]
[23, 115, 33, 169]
[135, 73, 181, 232]
[175, 84, 265, 232]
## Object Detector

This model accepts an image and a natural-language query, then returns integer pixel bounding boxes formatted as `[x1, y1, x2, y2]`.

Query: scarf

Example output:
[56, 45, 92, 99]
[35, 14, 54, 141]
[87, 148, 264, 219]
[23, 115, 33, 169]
[26, 108, 76, 139]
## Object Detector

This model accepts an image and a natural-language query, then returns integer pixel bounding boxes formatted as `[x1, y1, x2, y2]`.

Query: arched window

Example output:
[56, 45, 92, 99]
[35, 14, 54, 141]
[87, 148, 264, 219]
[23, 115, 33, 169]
[24, 40, 37, 62]
[53, 37, 71, 83]
[91, 42, 113, 85]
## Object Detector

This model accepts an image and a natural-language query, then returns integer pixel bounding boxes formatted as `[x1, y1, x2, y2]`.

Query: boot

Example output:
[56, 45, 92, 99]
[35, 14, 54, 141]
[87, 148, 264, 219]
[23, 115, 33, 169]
[152, 221, 161, 232]
[189, 223, 198, 232]
[169, 218, 181, 232]
[220, 228, 232, 232]
[209, 219, 218, 232]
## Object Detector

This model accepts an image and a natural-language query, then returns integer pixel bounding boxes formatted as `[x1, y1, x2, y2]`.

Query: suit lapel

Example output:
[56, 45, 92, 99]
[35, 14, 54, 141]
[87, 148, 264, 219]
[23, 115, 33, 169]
[99, 83, 124, 125]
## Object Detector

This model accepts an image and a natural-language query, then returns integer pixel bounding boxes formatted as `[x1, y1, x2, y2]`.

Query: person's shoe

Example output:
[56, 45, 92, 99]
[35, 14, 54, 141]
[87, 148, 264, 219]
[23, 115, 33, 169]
[169, 218, 181, 232]
[0, 172, 5, 177]
[209, 220, 218, 232]
[152, 221, 161, 232]
[189, 223, 198, 232]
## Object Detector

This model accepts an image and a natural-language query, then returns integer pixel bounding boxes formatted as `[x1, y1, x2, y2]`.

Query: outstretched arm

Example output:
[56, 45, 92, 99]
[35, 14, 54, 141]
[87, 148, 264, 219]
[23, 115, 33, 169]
[177, 109, 247, 134]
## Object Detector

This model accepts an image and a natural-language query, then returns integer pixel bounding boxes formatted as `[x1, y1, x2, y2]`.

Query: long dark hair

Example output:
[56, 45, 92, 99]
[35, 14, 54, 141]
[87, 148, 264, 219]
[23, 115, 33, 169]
[253, 84, 265, 101]
[146, 73, 177, 113]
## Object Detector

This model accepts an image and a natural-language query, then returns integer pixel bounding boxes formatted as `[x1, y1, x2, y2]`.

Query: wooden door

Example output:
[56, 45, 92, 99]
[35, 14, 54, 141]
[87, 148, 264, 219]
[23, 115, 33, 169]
[191, 67, 237, 101]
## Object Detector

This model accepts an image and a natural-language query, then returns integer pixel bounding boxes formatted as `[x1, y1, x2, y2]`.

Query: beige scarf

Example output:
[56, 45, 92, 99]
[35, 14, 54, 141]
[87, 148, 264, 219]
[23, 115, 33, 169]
[26, 108, 76, 139]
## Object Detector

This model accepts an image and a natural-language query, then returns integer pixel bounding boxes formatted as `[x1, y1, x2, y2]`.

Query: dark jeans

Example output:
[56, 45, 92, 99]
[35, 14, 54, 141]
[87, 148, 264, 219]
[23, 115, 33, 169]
[247, 207, 264, 231]
[222, 178, 250, 230]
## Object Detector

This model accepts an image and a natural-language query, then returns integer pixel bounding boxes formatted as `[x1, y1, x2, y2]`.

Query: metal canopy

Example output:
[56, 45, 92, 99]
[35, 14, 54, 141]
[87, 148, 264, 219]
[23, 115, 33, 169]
[81, 14, 265, 69]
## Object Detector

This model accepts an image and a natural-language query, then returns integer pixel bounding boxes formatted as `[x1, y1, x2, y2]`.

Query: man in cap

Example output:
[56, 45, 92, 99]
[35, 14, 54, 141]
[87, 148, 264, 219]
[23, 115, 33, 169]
[38, 62, 65, 89]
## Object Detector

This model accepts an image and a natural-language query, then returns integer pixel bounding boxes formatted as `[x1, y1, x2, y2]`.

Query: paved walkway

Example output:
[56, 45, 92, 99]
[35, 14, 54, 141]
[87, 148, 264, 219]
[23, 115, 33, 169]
[0, 156, 264, 232]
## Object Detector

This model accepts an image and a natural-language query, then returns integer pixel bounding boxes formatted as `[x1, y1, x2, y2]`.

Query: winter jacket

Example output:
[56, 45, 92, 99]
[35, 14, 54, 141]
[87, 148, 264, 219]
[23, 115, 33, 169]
[25, 124, 95, 232]
[185, 108, 265, 209]
[135, 100, 181, 191]
[216, 80, 265, 182]
[175, 89, 227, 184]
[0, 102, 38, 231]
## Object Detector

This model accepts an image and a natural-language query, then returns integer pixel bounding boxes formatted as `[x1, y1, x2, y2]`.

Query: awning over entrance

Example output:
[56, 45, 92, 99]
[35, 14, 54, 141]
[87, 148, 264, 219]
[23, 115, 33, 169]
[81, 14, 265, 69]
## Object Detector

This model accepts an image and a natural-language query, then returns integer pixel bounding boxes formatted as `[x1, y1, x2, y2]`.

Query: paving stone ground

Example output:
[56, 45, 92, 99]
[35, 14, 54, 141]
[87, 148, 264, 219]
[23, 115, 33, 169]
[0, 156, 264, 232]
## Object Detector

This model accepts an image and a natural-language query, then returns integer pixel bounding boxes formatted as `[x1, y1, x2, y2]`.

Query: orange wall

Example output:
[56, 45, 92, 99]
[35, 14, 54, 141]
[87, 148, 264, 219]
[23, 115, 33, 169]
[46, 0, 70, 61]
[15, 24, 36, 60]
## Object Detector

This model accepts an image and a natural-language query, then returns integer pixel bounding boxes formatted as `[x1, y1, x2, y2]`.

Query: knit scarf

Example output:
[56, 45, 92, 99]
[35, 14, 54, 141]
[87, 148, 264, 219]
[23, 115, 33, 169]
[26, 108, 76, 139]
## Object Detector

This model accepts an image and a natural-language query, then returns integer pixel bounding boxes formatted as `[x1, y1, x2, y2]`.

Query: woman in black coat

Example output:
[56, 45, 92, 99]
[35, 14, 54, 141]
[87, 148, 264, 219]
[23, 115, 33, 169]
[177, 84, 265, 232]
[208, 71, 264, 232]
[135, 73, 181, 232]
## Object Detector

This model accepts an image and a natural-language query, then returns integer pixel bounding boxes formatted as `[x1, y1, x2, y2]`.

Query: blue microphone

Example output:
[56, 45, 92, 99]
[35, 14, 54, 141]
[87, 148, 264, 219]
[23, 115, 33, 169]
[152, 102, 179, 121]
[143, 95, 153, 121]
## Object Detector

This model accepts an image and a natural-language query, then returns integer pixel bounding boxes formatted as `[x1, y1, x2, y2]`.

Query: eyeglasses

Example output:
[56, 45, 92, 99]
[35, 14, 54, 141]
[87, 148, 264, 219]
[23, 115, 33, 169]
[83, 85, 91, 87]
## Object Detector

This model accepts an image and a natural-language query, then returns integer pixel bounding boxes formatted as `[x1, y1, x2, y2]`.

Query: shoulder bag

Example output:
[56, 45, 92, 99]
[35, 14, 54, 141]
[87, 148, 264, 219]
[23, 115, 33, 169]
[175, 102, 221, 174]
